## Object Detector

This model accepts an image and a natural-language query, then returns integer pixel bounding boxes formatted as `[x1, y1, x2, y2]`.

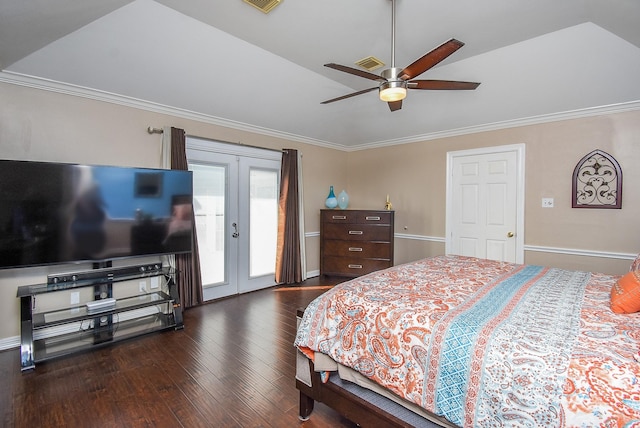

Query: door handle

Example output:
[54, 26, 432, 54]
[232, 222, 239, 238]
[507, 231, 514, 238]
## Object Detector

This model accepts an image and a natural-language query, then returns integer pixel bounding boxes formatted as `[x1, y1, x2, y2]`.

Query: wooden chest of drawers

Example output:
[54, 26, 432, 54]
[320, 209, 394, 277]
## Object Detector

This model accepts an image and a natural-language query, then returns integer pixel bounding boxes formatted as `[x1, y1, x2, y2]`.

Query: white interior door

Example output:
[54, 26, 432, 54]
[187, 138, 280, 301]
[446, 144, 525, 263]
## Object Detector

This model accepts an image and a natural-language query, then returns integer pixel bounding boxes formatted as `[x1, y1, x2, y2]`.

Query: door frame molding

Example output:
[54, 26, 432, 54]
[445, 143, 526, 264]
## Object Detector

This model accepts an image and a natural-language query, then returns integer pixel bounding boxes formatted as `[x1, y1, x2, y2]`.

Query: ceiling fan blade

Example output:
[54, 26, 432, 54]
[398, 39, 465, 81]
[388, 100, 402, 112]
[409, 80, 480, 90]
[324, 63, 385, 81]
[321, 87, 378, 104]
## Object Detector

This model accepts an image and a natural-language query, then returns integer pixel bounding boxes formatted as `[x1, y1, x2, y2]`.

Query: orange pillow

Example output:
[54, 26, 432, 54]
[611, 270, 640, 314]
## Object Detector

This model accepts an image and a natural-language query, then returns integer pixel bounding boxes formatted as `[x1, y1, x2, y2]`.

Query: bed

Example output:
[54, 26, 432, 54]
[294, 255, 640, 427]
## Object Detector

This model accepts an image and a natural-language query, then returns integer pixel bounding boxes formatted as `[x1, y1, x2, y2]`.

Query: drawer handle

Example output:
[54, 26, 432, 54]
[348, 230, 363, 235]
[332, 215, 347, 220]
[348, 264, 363, 269]
[365, 216, 381, 221]
[348, 247, 363, 252]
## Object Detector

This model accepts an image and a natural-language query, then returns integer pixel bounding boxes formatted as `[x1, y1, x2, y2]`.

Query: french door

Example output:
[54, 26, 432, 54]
[186, 138, 281, 301]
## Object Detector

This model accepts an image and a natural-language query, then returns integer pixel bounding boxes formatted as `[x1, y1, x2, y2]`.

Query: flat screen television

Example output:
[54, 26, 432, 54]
[0, 159, 194, 269]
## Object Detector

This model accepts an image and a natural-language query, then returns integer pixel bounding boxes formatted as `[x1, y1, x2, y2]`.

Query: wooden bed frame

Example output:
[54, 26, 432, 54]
[296, 360, 419, 427]
[295, 309, 452, 428]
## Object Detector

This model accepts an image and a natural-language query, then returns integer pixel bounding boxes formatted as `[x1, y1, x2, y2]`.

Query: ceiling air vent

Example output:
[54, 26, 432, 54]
[355, 56, 385, 72]
[243, 0, 282, 13]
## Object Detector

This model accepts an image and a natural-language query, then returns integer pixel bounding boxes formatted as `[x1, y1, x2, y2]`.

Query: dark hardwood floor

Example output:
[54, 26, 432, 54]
[0, 276, 358, 428]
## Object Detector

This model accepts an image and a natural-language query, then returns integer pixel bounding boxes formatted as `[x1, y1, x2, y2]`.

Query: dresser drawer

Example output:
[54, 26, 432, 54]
[321, 210, 392, 225]
[323, 240, 392, 259]
[322, 256, 392, 277]
[321, 210, 359, 223]
[322, 223, 391, 241]
[353, 211, 392, 225]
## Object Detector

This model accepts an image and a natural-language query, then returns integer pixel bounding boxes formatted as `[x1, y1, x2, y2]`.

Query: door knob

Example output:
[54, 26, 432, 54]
[507, 231, 514, 238]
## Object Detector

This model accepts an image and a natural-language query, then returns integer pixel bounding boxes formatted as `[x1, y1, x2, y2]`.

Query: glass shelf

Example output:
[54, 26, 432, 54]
[17, 267, 175, 297]
[32, 292, 173, 329]
[32, 313, 175, 363]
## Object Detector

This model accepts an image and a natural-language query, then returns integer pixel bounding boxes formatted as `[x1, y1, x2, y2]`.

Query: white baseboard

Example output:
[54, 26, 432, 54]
[306, 270, 320, 278]
[0, 335, 19, 352]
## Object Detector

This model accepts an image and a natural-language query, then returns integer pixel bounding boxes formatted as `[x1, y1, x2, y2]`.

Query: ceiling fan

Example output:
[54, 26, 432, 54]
[321, 0, 480, 112]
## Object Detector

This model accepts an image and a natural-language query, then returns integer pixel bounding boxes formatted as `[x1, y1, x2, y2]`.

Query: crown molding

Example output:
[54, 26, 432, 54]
[0, 71, 344, 151]
[348, 100, 640, 151]
[3, 71, 639, 152]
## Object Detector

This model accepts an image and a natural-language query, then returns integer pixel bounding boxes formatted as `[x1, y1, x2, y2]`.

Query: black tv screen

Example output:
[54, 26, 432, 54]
[0, 159, 193, 269]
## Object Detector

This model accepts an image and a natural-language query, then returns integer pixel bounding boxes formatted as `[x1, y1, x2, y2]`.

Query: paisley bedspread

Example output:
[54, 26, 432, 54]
[295, 255, 640, 427]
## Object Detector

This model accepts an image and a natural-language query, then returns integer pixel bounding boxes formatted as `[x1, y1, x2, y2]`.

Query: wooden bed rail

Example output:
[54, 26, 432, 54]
[296, 360, 422, 427]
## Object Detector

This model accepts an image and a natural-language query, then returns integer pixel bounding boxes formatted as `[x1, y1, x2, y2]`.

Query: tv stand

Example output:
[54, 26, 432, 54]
[17, 262, 183, 371]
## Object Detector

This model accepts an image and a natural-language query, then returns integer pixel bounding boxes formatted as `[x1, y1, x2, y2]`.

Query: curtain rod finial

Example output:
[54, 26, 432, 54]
[147, 126, 163, 134]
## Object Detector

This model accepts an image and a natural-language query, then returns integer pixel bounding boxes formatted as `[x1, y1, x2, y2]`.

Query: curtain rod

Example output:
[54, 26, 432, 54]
[147, 125, 289, 154]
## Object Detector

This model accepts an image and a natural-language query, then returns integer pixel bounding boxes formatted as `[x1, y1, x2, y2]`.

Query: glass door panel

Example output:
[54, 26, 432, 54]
[249, 168, 278, 277]
[237, 158, 280, 294]
[188, 151, 238, 301]
[189, 163, 226, 286]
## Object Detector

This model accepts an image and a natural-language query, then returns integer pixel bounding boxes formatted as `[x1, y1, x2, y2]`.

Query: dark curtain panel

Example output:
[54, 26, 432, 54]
[170, 127, 203, 308]
[275, 149, 303, 284]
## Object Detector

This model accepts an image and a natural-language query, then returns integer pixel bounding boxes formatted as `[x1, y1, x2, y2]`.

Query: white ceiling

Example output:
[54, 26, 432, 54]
[1, 0, 639, 149]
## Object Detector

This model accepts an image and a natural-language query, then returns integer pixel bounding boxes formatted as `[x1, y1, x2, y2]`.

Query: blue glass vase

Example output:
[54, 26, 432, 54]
[337, 190, 349, 209]
[325, 186, 338, 209]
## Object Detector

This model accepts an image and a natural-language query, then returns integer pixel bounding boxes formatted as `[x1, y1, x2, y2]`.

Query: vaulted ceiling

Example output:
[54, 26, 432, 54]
[1, 0, 639, 149]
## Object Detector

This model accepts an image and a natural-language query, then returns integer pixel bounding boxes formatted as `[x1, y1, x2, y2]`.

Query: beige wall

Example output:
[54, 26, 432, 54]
[1, 80, 638, 344]
[0, 82, 346, 341]
[346, 111, 640, 273]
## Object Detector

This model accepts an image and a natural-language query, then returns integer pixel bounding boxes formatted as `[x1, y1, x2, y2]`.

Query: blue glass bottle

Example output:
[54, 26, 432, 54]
[325, 186, 338, 209]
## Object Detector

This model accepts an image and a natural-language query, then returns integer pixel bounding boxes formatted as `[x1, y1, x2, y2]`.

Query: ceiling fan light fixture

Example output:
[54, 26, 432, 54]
[379, 84, 406, 102]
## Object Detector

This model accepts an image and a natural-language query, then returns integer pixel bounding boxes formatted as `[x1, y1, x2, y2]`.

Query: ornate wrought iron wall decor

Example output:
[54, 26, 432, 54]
[572, 149, 622, 209]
